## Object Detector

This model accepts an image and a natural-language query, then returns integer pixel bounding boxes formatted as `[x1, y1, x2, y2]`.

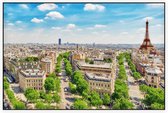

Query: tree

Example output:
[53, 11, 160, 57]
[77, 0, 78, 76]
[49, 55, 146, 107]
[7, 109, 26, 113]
[48, 73, 56, 78]
[85, 58, 90, 63]
[112, 79, 129, 100]
[133, 72, 141, 80]
[55, 77, 61, 92]
[73, 99, 88, 109]
[69, 82, 77, 93]
[53, 93, 61, 105]
[4, 81, 9, 90]
[89, 60, 94, 64]
[44, 77, 55, 93]
[45, 94, 52, 104]
[104, 58, 112, 63]
[151, 102, 164, 110]
[139, 84, 164, 109]
[35, 102, 46, 109]
[39, 91, 46, 99]
[102, 93, 111, 105]
[76, 78, 89, 94]
[112, 98, 134, 110]
[24, 88, 40, 102]
[13, 101, 26, 109]
[90, 92, 103, 107]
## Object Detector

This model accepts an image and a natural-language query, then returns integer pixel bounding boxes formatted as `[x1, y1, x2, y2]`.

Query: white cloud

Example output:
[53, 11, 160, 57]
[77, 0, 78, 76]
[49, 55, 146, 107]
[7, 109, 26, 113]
[137, 28, 145, 33]
[77, 28, 83, 31]
[45, 11, 64, 19]
[142, 17, 154, 21]
[31, 18, 43, 23]
[92, 31, 98, 34]
[121, 32, 128, 35]
[16, 21, 22, 24]
[7, 23, 14, 26]
[86, 27, 94, 30]
[51, 27, 62, 30]
[84, 4, 105, 12]
[67, 24, 76, 29]
[94, 24, 106, 28]
[146, 4, 164, 8]
[37, 3, 57, 11]
[19, 4, 29, 9]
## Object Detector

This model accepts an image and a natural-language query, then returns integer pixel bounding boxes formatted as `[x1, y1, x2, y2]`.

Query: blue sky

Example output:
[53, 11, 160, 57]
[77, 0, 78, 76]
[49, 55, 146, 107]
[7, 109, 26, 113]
[4, 3, 164, 44]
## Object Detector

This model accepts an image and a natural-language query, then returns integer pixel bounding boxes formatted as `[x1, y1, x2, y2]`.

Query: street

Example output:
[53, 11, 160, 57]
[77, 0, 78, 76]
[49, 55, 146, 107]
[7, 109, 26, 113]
[124, 62, 144, 109]
[59, 60, 76, 109]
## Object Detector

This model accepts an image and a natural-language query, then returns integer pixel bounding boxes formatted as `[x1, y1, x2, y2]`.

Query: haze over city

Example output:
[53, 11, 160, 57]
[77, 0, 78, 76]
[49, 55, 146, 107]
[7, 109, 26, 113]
[4, 3, 164, 44]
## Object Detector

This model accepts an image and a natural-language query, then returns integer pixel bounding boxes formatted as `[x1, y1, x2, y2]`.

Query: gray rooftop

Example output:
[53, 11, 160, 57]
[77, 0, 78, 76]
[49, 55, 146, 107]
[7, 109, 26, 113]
[78, 61, 112, 69]
[85, 72, 111, 82]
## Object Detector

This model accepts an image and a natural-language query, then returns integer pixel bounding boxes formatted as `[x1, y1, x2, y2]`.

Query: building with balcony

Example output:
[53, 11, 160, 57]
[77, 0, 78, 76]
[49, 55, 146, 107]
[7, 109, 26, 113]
[145, 67, 162, 88]
[19, 69, 46, 91]
[85, 72, 113, 95]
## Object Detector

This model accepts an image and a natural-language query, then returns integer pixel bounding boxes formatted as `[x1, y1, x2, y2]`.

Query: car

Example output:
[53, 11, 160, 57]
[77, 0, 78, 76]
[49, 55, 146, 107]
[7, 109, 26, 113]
[64, 88, 68, 92]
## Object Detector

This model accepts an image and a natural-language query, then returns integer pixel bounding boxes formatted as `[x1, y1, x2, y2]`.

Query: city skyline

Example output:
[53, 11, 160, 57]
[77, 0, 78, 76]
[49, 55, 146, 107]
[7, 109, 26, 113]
[4, 3, 164, 44]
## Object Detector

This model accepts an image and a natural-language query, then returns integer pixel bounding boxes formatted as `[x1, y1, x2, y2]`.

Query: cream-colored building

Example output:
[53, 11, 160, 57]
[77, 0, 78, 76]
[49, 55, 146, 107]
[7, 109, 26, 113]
[19, 69, 46, 91]
[85, 72, 113, 95]
[145, 67, 162, 88]
[72, 52, 86, 60]
[74, 60, 115, 95]
[41, 57, 53, 75]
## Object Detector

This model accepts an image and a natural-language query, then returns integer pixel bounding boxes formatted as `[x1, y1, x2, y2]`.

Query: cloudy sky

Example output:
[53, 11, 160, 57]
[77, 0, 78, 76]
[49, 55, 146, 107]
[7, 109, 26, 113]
[4, 3, 164, 44]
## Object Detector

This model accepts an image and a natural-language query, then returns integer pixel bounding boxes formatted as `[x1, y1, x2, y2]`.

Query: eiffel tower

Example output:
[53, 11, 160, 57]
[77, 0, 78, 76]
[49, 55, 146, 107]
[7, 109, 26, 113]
[139, 20, 155, 53]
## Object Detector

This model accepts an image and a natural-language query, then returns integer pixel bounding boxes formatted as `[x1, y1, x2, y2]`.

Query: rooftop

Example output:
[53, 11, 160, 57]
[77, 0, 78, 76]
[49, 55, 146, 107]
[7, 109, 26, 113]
[145, 67, 162, 75]
[20, 69, 45, 77]
[85, 72, 111, 82]
[41, 57, 52, 63]
[78, 61, 112, 69]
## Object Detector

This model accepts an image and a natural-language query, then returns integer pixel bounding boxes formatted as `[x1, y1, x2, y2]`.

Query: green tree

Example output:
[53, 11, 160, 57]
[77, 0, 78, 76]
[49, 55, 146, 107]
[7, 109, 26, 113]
[55, 77, 61, 92]
[45, 94, 52, 104]
[13, 101, 26, 109]
[102, 93, 111, 105]
[69, 82, 77, 93]
[76, 78, 89, 94]
[151, 102, 164, 110]
[4, 81, 9, 90]
[85, 58, 90, 63]
[24, 88, 40, 102]
[44, 77, 55, 92]
[133, 72, 141, 80]
[53, 93, 61, 104]
[89, 60, 94, 64]
[35, 102, 46, 109]
[90, 92, 103, 107]
[139, 84, 164, 109]
[48, 73, 56, 78]
[112, 98, 134, 110]
[112, 79, 129, 100]
[39, 91, 46, 99]
[73, 99, 88, 109]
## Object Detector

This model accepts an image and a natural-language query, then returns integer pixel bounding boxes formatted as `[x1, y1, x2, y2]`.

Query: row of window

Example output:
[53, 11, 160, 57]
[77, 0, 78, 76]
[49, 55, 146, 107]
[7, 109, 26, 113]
[27, 83, 43, 87]
[27, 79, 43, 82]
[89, 82, 110, 87]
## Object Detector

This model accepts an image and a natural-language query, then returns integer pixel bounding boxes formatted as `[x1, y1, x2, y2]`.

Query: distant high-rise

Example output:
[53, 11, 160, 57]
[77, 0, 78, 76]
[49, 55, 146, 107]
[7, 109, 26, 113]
[58, 38, 61, 45]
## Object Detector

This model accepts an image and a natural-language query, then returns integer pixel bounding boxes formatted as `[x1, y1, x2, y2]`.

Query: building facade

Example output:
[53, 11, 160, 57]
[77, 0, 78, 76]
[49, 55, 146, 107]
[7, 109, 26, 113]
[145, 67, 162, 88]
[19, 69, 46, 91]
